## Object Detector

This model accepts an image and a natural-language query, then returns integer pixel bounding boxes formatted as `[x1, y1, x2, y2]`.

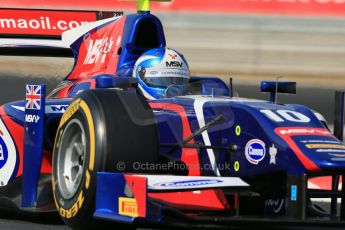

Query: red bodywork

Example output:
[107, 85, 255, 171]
[0, 107, 52, 177]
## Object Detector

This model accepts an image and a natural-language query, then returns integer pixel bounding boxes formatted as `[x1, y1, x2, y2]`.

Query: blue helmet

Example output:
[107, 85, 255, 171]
[133, 47, 190, 99]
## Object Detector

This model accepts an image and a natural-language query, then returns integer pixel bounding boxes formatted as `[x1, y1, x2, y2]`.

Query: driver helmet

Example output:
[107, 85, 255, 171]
[133, 47, 190, 99]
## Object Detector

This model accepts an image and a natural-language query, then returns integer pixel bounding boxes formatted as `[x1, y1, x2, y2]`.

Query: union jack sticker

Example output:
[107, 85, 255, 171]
[26, 85, 41, 110]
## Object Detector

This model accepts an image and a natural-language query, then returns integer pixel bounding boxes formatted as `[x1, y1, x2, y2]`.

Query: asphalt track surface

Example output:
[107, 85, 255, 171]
[0, 212, 344, 230]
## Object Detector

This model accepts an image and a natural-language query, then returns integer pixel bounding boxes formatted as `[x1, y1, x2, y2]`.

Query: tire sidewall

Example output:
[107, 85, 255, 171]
[52, 97, 103, 228]
[52, 90, 159, 229]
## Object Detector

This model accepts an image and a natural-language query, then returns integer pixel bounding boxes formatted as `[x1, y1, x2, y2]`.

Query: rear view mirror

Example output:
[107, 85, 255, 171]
[261, 81, 296, 102]
[261, 81, 296, 94]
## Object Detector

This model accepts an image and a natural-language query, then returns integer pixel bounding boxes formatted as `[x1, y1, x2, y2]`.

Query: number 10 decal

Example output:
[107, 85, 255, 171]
[260, 110, 310, 123]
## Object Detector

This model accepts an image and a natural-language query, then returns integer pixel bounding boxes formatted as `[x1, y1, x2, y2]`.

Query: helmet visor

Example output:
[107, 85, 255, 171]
[145, 77, 189, 88]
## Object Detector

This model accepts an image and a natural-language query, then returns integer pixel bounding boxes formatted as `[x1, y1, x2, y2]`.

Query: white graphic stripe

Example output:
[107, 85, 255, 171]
[194, 99, 221, 176]
[11, 105, 25, 112]
[11, 105, 68, 114]
[62, 17, 119, 47]
[135, 55, 158, 65]
[138, 84, 156, 100]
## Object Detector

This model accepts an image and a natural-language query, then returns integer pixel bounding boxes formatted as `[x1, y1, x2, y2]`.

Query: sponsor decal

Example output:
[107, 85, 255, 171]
[317, 149, 345, 153]
[57, 191, 85, 219]
[166, 61, 183, 68]
[0, 136, 8, 167]
[46, 105, 68, 113]
[275, 127, 333, 171]
[278, 128, 330, 136]
[118, 197, 138, 217]
[245, 139, 266, 165]
[154, 179, 222, 188]
[0, 9, 96, 37]
[235, 125, 241, 136]
[261, 109, 310, 123]
[327, 153, 345, 161]
[10, 105, 68, 114]
[59, 99, 81, 128]
[0, 119, 17, 186]
[66, 17, 125, 81]
[25, 85, 42, 110]
[269, 144, 277, 165]
[150, 71, 159, 75]
[329, 153, 345, 157]
[234, 161, 240, 172]
[301, 140, 339, 144]
[25, 114, 40, 123]
[306, 144, 345, 149]
[161, 70, 189, 77]
[168, 53, 177, 59]
[330, 157, 345, 161]
[83, 37, 114, 65]
[291, 185, 297, 201]
[265, 198, 285, 214]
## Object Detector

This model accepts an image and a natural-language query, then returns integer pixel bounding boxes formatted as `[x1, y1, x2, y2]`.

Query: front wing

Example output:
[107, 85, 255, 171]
[94, 172, 345, 228]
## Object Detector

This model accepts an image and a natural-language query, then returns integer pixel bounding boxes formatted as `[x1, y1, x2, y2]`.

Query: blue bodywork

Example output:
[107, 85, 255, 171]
[3, 76, 345, 180]
[94, 172, 163, 224]
[22, 84, 46, 207]
[116, 13, 166, 77]
[6, 77, 344, 180]
[150, 95, 345, 176]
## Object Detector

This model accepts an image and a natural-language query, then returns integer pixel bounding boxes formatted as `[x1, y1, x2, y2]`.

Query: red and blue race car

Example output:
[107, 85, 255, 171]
[0, 0, 344, 229]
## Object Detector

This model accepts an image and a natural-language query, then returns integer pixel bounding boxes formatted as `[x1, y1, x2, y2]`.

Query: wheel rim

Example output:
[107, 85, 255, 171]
[57, 119, 86, 200]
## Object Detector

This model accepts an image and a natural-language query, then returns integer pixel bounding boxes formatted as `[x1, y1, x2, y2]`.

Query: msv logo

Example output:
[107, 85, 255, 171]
[25, 114, 40, 123]
[83, 37, 114, 65]
[155, 179, 222, 188]
[245, 139, 266, 165]
[49, 105, 68, 113]
[166, 61, 183, 67]
[264, 198, 285, 214]
[278, 128, 330, 136]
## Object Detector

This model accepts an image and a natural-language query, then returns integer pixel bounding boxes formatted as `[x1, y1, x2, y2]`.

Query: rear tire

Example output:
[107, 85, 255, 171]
[52, 89, 159, 229]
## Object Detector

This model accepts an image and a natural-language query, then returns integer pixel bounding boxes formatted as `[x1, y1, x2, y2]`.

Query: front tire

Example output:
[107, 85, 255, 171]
[52, 89, 159, 229]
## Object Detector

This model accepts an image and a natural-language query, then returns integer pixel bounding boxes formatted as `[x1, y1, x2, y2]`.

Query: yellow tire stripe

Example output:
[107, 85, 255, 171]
[59, 98, 81, 128]
[79, 100, 95, 171]
[52, 98, 96, 220]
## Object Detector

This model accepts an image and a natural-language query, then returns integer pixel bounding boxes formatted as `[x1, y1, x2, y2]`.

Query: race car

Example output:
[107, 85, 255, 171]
[0, 0, 344, 229]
